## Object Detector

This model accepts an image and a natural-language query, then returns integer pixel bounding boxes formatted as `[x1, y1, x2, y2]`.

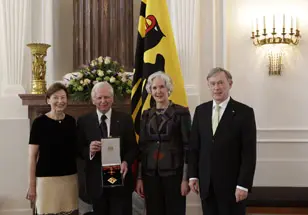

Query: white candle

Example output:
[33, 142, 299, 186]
[283, 14, 285, 28]
[256, 18, 259, 30]
[263, 16, 266, 29]
[296, 17, 299, 29]
[251, 19, 254, 32]
[291, 16, 293, 28]
[273, 15, 275, 28]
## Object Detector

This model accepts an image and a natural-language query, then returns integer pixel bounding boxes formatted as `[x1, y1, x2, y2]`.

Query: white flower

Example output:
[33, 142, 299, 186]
[121, 77, 127, 83]
[80, 80, 84, 84]
[90, 60, 97, 67]
[97, 56, 103, 63]
[97, 70, 104, 77]
[61, 79, 69, 87]
[107, 69, 112, 74]
[104, 56, 111, 64]
[63, 72, 76, 81]
[83, 78, 91, 85]
[62, 74, 73, 86]
[77, 72, 83, 80]
[125, 72, 134, 80]
[109, 77, 116, 83]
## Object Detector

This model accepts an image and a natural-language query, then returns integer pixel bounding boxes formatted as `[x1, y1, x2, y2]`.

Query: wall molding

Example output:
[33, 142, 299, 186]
[257, 128, 308, 143]
[257, 158, 308, 162]
[258, 139, 308, 143]
[258, 128, 308, 131]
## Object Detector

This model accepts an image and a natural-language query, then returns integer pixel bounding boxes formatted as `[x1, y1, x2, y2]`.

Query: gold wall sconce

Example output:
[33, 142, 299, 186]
[250, 15, 301, 75]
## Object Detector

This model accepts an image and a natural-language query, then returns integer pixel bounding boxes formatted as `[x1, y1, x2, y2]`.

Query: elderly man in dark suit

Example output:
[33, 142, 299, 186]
[188, 67, 257, 215]
[77, 81, 138, 215]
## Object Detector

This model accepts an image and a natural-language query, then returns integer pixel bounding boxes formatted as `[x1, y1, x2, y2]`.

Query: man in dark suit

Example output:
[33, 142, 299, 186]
[77, 81, 138, 215]
[188, 67, 256, 215]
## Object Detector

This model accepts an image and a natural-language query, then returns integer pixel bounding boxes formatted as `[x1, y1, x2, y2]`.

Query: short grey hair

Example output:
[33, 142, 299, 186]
[207, 67, 233, 81]
[145, 71, 173, 95]
[91, 81, 114, 99]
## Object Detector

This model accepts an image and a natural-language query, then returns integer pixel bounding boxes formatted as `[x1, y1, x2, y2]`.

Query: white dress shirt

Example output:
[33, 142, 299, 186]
[212, 96, 230, 121]
[190, 97, 248, 192]
[89, 108, 112, 160]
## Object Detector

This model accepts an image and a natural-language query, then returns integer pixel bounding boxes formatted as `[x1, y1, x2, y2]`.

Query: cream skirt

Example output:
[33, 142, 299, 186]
[35, 174, 78, 215]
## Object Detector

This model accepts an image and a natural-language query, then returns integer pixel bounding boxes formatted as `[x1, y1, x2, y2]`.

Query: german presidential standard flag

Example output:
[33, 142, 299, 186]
[131, 0, 188, 137]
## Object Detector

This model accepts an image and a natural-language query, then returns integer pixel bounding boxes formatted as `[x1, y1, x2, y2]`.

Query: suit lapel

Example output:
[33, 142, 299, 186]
[110, 110, 120, 138]
[148, 108, 159, 134]
[199, 101, 213, 137]
[89, 112, 101, 141]
[158, 105, 174, 133]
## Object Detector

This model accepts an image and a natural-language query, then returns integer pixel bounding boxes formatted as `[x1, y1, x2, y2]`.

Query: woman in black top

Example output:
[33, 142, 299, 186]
[26, 82, 78, 215]
[135, 71, 191, 215]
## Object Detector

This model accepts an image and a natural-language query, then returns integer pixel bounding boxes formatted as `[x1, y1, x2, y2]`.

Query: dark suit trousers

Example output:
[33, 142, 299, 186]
[143, 174, 186, 215]
[201, 183, 246, 215]
[92, 186, 132, 215]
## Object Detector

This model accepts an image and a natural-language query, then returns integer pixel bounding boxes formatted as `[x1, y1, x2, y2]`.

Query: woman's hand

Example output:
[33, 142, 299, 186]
[181, 180, 190, 196]
[26, 185, 36, 202]
[136, 179, 144, 197]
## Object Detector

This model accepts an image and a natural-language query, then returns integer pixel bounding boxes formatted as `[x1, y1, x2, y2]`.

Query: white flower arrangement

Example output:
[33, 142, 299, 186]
[64, 56, 132, 101]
